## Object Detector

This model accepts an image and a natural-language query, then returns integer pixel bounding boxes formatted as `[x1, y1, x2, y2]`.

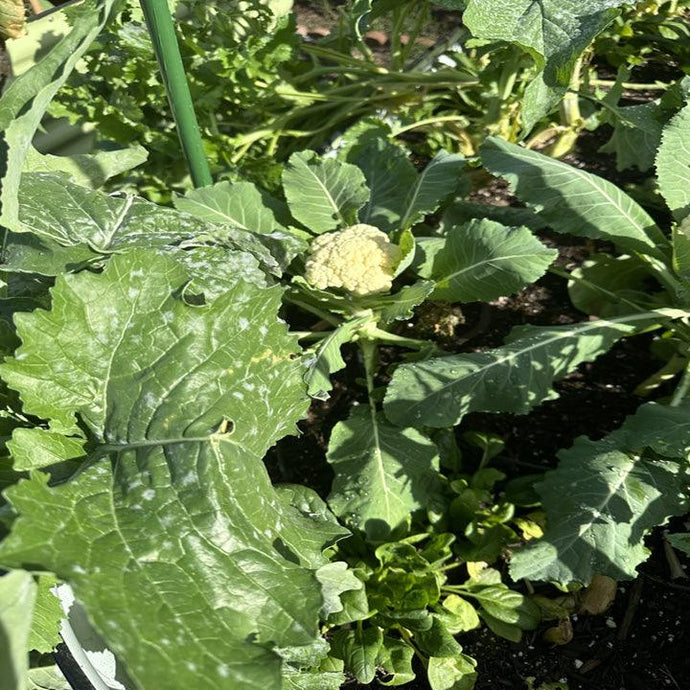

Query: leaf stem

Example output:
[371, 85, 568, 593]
[283, 293, 342, 327]
[392, 115, 468, 136]
[670, 361, 690, 407]
[362, 325, 433, 351]
[590, 79, 670, 90]
[400, 629, 428, 667]
[139, 0, 212, 188]
[294, 331, 330, 341]
[360, 338, 378, 401]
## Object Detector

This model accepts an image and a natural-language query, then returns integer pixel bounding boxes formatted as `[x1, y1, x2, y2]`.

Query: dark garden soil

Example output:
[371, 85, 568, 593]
[266, 124, 690, 689]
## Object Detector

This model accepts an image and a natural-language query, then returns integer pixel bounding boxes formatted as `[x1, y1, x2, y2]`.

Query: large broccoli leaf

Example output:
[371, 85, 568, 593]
[463, 0, 630, 130]
[481, 137, 666, 258]
[326, 407, 442, 542]
[4, 172, 272, 282]
[384, 311, 680, 428]
[0, 250, 336, 690]
[414, 219, 556, 303]
[282, 152, 369, 234]
[510, 401, 690, 584]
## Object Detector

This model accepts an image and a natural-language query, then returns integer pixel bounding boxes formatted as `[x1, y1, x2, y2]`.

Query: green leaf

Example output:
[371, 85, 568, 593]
[381, 608, 433, 632]
[510, 402, 690, 584]
[5, 173, 270, 283]
[23, 146, 148, 188]
[415, 616, 463, 658]
[173, 181, 308, 269]
[440, 200, 547, 233]
[282, 151, 370, 234]
[467, 586, 540, 629]
[378, 636, 416, 686]
[400, 151, 466, 229]
[0, 0, 120, 228]
[372, 542, 442, 612]
[326, 406, 442, 541]
[304, 316, 370, 400]
[427, 654, 478, 690]
[166, 245, 270, 299]
[326, 576, 371, 626]
[283, 667, 345, 690]
[7, 429, 84, 472]
[568, 254, 654, 317]
[464, 0, 628, 129]
[26, 665, 69, 690]
[599, 102, 664, 173]
[393, 226, 417, 278]
[1, 250, 305, 442]
[276, 485, 351, 569]
[657, 100, 690, 223]
[330, 626, 383, 684]
[0, 250, 331, 689]
[672, 218, 690, 284]
[385, 311, 673, 428]
[415, 220, 556, 302]
[436, 595, 480, 634]
[348, 137, 418, 232]
[174, 181, 280, 233]
[481, 137, 666, 258]
[315, 562, 364, 618]
[28, 575, 62, 654]
[359, 280, 435, 324]
[614, 400, 690, 459]
[478, 612, 522, 643]
[276, 637, 331, 670]
[0, 570, 35, 690]
[667, 533, 690, 556]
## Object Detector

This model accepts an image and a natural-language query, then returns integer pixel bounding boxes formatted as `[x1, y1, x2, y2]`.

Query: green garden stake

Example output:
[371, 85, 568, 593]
[139, 0, 212, 188]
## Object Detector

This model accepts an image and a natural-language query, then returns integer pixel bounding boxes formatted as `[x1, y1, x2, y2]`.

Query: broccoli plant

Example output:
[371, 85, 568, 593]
[452, 103, 690, 585]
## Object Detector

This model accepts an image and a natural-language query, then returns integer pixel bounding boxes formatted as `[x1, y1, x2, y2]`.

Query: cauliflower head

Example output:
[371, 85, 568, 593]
[304, 224, 401, 296]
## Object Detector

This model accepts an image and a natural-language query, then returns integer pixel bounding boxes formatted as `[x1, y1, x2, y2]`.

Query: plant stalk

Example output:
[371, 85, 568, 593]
[139, 0, 212, 188]
[670, 362, 690, 407]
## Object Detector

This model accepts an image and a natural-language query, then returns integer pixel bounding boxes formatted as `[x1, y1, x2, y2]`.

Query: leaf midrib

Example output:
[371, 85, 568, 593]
[395, 311, 661, 420]
[438, 250, 552, 287]
[304, 164, 344, 226]
[502, 143, 664, 252]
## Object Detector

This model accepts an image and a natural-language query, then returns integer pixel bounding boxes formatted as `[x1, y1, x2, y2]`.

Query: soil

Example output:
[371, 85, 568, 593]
[293, 0, 462, 66]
